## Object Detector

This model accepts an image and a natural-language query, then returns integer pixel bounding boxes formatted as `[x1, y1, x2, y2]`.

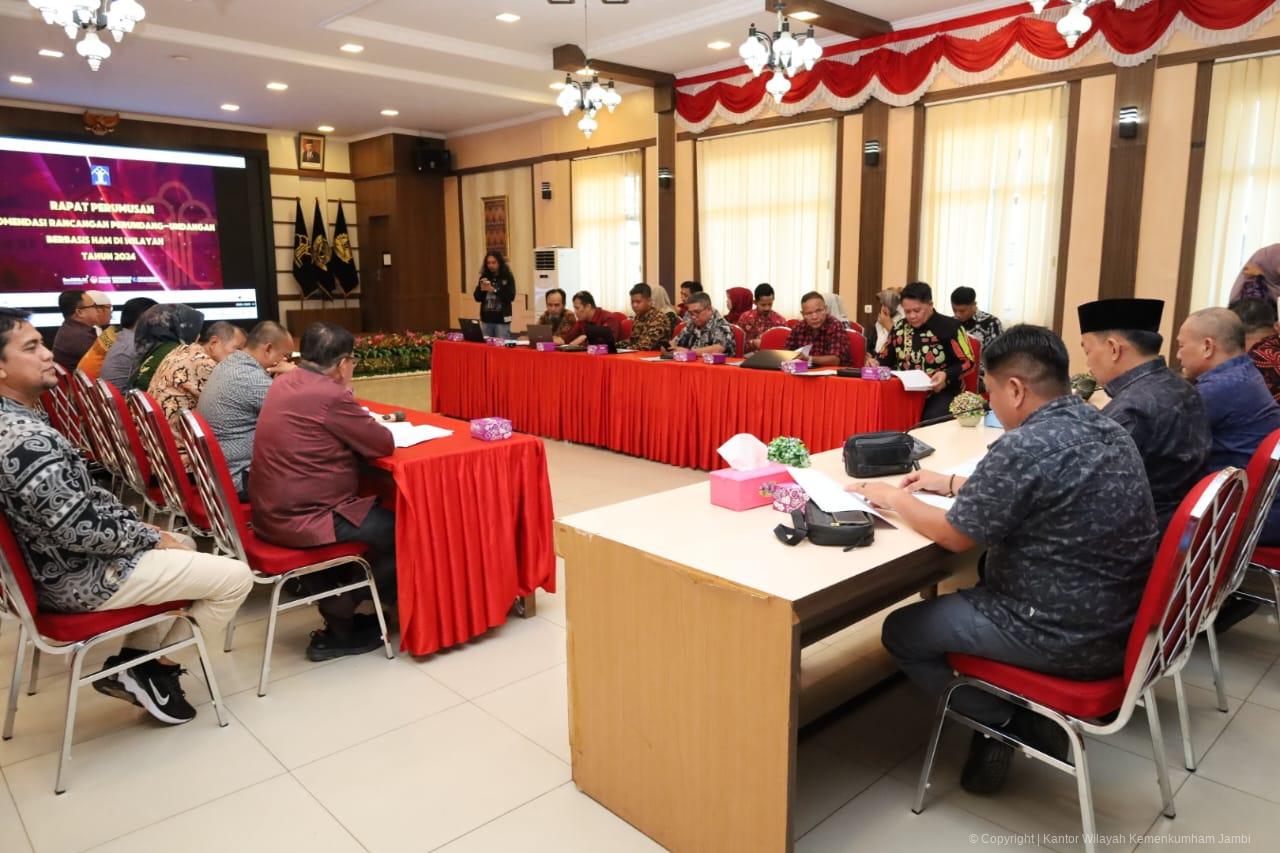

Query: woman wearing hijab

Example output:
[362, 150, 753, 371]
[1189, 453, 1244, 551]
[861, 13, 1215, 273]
[724, 287, 753, 326]
[130, 303, 205, 391]
[1229, 244, 1280, 303]
[649, 285, 679, 319]
[822, 291, 853, 330]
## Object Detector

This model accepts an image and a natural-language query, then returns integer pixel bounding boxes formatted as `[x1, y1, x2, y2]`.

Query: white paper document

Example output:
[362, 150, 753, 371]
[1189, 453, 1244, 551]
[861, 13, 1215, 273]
[380, 421, 453, 448]
[785, 467, 898, 527]
[891, 370, 934, 392]
[793, 369, 838, 377]
[944, 457, 983, 478]
[914, 492, 956, 511]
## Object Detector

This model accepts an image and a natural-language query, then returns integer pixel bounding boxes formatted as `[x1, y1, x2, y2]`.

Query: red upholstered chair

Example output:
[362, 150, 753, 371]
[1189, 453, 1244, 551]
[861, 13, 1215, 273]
[69, 369, 123, 487]
[178, 411, 394, 696]
[964, 335, 982, 395]
[846, 329, 866, 369]
[1164, 429, 1280, 770]
[759, 327, 792, 351]
[730, 324, 746, 357]
[48, 363, 90, 457]
[98, 379, 169, 523]
[673, 321, 686, 339]
[0, 510, 227, 794]
[848, 320, 865, 335]
[620, 318, 634, 341]
[785, 318, 799, 329]
[128, 390, 220, 541]
[912, 469, 1247, 853]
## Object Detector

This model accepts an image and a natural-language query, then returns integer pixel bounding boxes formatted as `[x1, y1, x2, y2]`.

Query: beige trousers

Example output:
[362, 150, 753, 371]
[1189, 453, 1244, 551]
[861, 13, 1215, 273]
[99, 540, 254, 651]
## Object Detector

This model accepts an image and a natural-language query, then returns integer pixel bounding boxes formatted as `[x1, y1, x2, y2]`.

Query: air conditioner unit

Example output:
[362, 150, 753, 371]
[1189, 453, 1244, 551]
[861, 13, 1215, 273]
[533, 247, 579, 311]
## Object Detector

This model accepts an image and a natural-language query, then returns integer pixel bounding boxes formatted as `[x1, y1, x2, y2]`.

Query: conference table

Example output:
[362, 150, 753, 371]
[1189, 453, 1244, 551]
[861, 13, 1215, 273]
[360, 402, 556, 656]
[555, 419, 1000, 853]
[431, 341, 925, 470]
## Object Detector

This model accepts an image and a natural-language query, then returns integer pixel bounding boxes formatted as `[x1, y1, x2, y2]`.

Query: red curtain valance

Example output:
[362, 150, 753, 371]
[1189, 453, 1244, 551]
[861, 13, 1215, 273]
[675, 0, 1280, 132]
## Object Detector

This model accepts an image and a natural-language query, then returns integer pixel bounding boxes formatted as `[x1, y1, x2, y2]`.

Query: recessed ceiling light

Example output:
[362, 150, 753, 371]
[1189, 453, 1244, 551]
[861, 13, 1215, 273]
[707, 40, 731, 50]
[791, 10, 819, 21]
[496, 13, 520, 23]
[170, 54, 190, 62]
[549, 81, 565, 90]
[380, 109, 399, 117]
[266, 81, 288, 91]
[317, 125, 335, 133]
[340, 43, 364, 54]
[9, 75, 33, 85]
[38, 49, 63, 59]
[220, 103, 240, 112]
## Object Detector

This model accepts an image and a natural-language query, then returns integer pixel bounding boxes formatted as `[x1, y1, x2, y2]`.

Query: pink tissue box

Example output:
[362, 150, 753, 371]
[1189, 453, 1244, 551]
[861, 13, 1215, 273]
[587, 344, 610, 356]
[446, 332, 464, 342]
[485, 337, 507, 347]
[861, 365, 891, 380]
[710, 463, 794, 512]
[780, 360, 809, 374]
[673, 351, 698, 363]
[470, 417, 513, 442]
[771, 483, 808, 513]
[702, 353, 727, 365]
[535, 341, 557, 352]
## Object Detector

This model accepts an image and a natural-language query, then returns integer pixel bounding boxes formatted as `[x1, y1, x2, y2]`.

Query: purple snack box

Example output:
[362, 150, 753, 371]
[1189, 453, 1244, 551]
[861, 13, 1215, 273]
[469, 417, 513, 442]
[535, 341, 557, 352]
[673, 351, 698, 363]
[485, 337, 507, 347]
[587, 344, 610, 356]
[702, 353, 727, 365]
[861, 365, 891, 380]
[780, 360, 809, 374]
[446, 332, 464, 342]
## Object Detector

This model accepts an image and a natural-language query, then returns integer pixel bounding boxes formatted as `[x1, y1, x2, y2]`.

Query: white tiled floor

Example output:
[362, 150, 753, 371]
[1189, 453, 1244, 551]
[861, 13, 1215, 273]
[2, 438, 1279, 851]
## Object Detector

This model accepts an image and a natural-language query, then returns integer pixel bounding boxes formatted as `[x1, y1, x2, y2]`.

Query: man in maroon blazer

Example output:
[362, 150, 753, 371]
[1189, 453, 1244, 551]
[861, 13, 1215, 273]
[250, 322, 396, 660]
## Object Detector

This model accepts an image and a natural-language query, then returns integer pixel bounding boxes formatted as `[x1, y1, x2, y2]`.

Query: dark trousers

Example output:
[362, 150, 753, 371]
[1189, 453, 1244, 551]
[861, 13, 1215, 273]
[920, 385, 960, 423]
[308, 506, 397, 630]
[881, 592, 1053, 725]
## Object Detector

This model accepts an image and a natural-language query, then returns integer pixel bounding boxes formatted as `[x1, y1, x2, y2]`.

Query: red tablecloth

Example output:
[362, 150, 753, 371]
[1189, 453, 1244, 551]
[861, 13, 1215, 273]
[431, 342, 924, 470]
[362, 403, 556, 656]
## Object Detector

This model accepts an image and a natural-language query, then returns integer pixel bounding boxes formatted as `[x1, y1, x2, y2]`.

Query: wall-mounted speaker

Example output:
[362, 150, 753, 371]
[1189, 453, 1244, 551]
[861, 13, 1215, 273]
[413, 142, 452, 173]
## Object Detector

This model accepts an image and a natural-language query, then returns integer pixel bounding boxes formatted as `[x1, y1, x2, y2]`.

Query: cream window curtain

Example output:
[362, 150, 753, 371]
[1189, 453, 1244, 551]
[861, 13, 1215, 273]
[917, 86, 1068, 327]
[697, 121, 836, 317]
[571, 150, 643, 312]
[1191, 54, 1280, 310]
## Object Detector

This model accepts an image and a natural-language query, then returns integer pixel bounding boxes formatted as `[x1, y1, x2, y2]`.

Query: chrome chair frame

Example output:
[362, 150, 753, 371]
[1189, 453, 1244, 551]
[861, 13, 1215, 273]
[47, 363, 90, 455]
[97, 379, 171, 525]
[178, 411, 394, 696]
[127, 390, 205, 540]
[911, 469, 1246, 853]
[69, 368, 125, 492]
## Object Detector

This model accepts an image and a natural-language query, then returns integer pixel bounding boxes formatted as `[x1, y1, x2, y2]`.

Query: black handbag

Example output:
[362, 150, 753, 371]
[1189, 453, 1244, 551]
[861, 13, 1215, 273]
[843, 432, 920, 478]
[773, 503, 875, 551]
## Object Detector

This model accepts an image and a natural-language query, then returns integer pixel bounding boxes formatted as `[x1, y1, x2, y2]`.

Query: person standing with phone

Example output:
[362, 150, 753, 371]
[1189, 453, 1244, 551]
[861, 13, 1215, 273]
[473, 251, 516, 339]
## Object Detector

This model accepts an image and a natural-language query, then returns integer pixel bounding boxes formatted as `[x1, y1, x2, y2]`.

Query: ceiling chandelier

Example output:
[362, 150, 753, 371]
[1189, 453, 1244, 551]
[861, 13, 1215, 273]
[739, 2, 824, 105]
[26, 1, 147, 71]
[1029, 1, 1126, 49]
[556, 72, 622, 139]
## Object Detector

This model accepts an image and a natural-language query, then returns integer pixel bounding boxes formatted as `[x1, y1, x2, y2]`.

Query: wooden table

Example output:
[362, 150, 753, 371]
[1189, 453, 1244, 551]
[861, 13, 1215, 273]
[555, 420, 1001, 853]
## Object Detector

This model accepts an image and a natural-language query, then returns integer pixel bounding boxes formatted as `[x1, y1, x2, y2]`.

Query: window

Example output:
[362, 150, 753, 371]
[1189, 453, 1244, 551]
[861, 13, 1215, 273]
[1191, 54, 1280, 310]
[917, 86, 1069, 327]
[697, 121, 837, 317]
[571, 150, 643, 312]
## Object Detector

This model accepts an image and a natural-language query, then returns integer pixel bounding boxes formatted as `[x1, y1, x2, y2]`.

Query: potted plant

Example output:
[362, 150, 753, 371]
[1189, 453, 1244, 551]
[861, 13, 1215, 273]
[1071, 371, 1098, 401]
[949, 391, 986, 428]
[766, 436, 811, 468]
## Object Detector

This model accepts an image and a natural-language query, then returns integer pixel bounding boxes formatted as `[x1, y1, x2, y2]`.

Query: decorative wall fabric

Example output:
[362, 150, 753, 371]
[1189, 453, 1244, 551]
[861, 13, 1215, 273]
[696, 121, 837, 317]
[1191, 54, 1280, 310]
[571, 151, 644, 313]
[918, 86, 1069, 327]
[675, 0, 1280, 132]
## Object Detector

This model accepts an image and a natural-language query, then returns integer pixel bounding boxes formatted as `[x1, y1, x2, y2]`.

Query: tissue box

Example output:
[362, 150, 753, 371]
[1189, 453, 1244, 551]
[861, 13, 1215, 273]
[861, 365, 891, 380]
[469, 417, 512, 442]
[446, 332, 464, 342]
[587, 344, 610, 356]
[780, 360, 809, 374]
[485, 337, 507, 347]
[702, 353, 727, 365]
[673, 351, 698, 363]
[710, 463, 794, 511]
[535, 341, 557, 352]
[771, 483, 808, 513]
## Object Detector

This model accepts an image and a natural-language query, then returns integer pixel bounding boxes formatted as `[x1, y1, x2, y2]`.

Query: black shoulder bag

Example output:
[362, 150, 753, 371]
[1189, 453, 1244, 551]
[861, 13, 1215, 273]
[843, 432, 919, 478]
[773, 503, 875, 551]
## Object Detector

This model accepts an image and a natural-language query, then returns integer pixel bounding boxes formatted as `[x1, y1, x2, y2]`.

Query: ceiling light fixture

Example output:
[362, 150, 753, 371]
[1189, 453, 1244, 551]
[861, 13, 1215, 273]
[555, 2, 621, 139]
[550, 81, 566, 90]
[739, 2, 823, 104]
[707, 40, 731, 50]
[791, 10, 819, 21]
[220, 103, 239, 112]
[339, 43, 364, 53]
[266, 81, 288, 91]
[318, 125, 335, 133]
[9, 75, 34, 85]
[380, 108, 399, 117]
[496, 13, 520, 23]
[38, 48, 63, 58]
[1027, 0, 1126, 49]
[24, 0, 147, 71]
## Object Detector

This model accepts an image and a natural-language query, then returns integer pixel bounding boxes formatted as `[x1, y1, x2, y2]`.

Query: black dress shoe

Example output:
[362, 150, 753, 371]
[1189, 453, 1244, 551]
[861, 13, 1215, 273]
[960, 731, 1013, 795]
[1005, 708, 1071, 763]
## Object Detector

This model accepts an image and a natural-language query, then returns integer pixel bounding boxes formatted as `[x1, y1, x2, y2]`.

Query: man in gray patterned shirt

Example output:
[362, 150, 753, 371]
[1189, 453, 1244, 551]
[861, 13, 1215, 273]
[673, 292, 736, 356]
[196, 321, 295, 497]
[0, 308, 252, 725]
[853, 325, 1159, 796]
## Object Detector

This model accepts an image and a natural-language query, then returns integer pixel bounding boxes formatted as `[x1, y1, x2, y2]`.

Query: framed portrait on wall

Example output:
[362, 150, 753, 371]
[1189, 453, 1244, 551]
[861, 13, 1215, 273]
[297, 133, 326, 171]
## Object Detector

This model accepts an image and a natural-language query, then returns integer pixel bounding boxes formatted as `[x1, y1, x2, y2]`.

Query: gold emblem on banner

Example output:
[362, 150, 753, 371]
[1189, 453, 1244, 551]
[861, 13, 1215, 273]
[333, 233, 353, 264]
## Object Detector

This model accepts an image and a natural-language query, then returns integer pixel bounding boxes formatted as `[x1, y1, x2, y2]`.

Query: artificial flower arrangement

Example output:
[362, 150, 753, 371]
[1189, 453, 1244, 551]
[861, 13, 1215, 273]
[767, 436, 812, 468]
[949, 391, 987, 427]
[1071, 371, 1098, 401]
[352, 330, 437, 377]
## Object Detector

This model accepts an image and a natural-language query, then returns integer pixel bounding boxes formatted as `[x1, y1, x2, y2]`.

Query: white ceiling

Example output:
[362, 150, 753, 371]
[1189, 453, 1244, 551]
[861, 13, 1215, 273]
[0, 0, 1016, 139]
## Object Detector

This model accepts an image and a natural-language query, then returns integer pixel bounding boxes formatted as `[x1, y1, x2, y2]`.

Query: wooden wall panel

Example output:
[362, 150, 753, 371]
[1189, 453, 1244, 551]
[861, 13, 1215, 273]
[1098, 61, 1157, 300]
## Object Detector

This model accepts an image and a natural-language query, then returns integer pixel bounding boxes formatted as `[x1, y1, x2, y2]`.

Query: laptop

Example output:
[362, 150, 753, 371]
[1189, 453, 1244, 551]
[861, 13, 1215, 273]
[526, 324, 554, 344]
[740, 348, 803, 371]
[459, 318, 485, 343]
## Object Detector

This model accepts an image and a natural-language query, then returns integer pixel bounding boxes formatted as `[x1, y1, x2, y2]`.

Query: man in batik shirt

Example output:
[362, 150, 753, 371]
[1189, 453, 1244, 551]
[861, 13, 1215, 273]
[871, 281, 975, 421]
[737, 283, 789, 353]
[536, 288, 577, 341]
[951, 286, 1004, 346]
[622, 283, 677, 351]
[150, 321, 245, 465]
[1231, 297, 1280, 405]
[785, 291, 852, 367]
[673, 293, 735, 356]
